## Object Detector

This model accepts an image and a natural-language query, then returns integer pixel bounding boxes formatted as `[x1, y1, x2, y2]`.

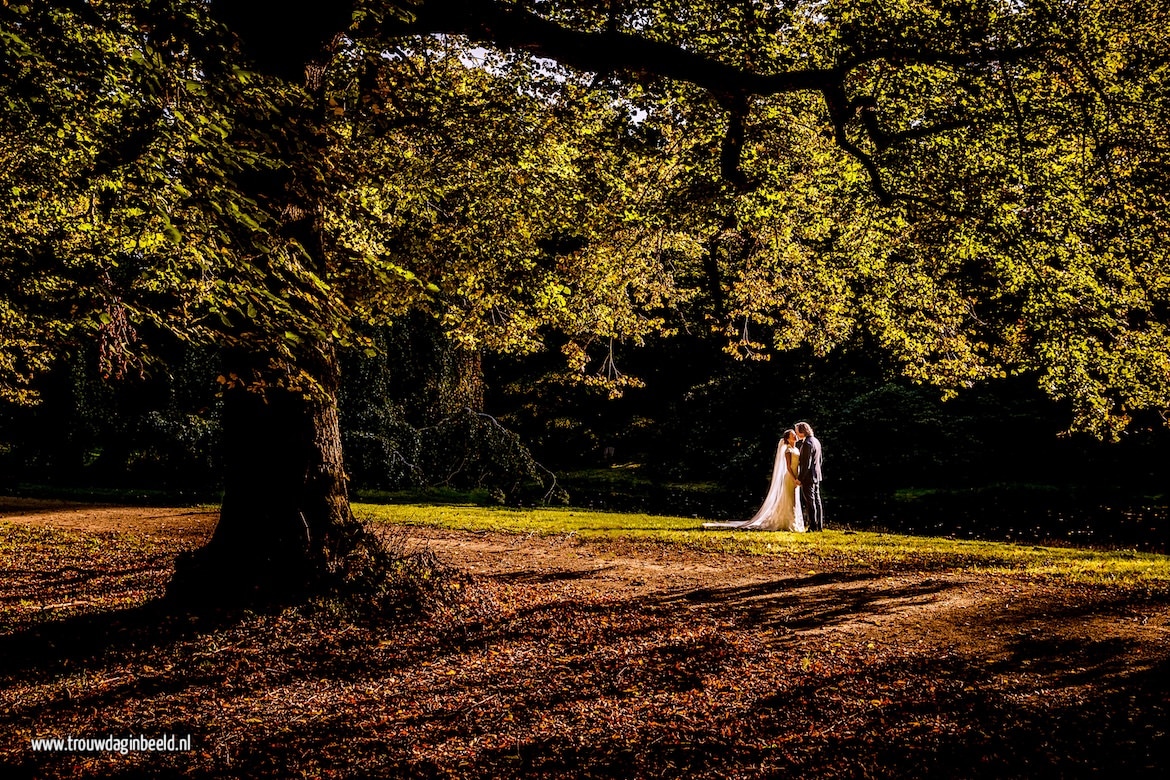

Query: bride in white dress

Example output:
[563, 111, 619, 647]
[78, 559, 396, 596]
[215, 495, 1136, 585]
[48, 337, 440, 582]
[704, 429, 804, 532]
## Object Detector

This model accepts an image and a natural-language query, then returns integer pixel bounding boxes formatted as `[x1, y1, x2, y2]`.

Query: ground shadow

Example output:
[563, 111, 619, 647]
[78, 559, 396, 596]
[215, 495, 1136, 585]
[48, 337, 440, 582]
[489, 566, 619, 584]
[0, 599, 266, 681]
[5, 531, 1167, 778]
[660, 570, 962, 635]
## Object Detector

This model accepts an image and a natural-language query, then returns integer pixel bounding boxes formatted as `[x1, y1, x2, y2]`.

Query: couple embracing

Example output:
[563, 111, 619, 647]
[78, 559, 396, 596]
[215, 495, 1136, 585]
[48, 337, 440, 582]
[705, 421, 824, 533]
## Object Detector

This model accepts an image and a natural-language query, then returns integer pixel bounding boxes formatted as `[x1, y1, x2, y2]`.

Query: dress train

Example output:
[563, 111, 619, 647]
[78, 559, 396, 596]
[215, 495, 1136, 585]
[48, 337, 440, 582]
[703, 441, 804, 532]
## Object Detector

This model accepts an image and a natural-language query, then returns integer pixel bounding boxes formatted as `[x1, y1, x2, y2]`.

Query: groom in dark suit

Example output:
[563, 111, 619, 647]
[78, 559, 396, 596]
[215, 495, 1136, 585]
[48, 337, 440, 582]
[795, 421, 824, 531]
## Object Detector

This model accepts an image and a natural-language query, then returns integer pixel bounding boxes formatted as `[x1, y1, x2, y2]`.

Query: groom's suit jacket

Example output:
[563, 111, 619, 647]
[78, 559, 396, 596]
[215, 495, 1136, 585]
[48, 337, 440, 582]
[798, 435, 822, 483]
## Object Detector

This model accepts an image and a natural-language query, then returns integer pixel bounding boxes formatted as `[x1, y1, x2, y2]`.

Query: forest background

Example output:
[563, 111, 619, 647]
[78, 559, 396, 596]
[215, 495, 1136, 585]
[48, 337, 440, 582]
[3, 325, 1165, 552]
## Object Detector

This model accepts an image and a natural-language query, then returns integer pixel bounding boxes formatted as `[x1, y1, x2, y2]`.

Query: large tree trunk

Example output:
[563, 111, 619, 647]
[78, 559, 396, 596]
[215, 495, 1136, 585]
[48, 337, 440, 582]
[170, 345, 358, 600]
[171, 4, 360, 601]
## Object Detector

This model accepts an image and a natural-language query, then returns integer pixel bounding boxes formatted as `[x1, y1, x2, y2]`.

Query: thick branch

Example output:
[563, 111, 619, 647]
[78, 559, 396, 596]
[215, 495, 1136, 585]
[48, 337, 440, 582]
[389, 0, 834, 95]
[385, 2, 1049, 204]
[822, 84, 893, 204]
[209, 1, 353, 79]
[391, 2, 1047, 101]
[718, 92, 753, 192]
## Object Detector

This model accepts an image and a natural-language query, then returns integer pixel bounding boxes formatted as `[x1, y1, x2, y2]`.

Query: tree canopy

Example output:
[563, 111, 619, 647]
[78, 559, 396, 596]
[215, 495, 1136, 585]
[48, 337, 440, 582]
[4, 0, 1168, 439]
[3, 0, 1170, 596]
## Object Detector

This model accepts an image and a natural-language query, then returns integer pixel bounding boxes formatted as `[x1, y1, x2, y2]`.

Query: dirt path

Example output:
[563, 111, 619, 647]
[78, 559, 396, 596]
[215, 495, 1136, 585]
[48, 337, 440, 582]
[0, 496, 218, 537]
[413, 525, 1169, 658]
[3, 499, 1168, 778]
[5, 497, 1166, 662]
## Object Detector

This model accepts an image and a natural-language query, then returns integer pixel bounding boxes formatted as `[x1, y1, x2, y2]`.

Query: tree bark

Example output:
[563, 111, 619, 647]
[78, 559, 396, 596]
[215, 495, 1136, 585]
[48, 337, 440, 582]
[170, 345, 357, 600]
[453, 347, 485, 413]
[174, 2, 359, 600]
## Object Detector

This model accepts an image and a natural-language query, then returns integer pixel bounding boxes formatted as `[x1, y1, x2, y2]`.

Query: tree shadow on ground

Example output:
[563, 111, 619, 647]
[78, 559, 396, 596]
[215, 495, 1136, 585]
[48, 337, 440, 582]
[5, 559, 1167, 779]
[489, 566, 619, 584]
[0, 564, 181, 601]
[0, 598, 272, 681]
[661, 570, 962, 634]
[65, 625, 1157, 780]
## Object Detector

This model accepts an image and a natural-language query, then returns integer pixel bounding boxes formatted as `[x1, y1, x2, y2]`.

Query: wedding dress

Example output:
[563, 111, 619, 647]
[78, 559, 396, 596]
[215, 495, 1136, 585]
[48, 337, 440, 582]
[704, 442, 804, 532]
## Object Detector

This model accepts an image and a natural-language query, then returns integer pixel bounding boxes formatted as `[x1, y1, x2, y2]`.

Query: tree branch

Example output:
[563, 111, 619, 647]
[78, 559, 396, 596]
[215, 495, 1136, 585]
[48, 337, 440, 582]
[717, 91, 754, 192]
[387, 0, 835, 95]
[379, 2, 1051, 205]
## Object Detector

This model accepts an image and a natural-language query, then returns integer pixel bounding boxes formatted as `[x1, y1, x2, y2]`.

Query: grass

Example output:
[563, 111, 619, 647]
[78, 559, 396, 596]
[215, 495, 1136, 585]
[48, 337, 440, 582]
[355, 501, 1170, 591]
[5, 497, 1169, 778]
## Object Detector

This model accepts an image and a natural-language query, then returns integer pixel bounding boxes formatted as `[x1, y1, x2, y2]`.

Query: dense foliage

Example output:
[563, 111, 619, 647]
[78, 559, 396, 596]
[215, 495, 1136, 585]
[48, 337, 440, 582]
[3, 0, 1169, 432]
[3, 1, 1170, 588]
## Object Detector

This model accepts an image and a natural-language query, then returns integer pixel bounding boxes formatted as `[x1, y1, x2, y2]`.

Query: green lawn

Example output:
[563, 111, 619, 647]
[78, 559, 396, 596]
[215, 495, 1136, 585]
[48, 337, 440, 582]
[356, 501, 1170, 591]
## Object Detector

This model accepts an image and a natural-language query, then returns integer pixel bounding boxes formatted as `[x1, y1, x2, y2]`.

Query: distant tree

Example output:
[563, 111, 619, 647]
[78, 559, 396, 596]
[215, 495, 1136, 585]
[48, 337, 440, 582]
[0, 343, 221, 492]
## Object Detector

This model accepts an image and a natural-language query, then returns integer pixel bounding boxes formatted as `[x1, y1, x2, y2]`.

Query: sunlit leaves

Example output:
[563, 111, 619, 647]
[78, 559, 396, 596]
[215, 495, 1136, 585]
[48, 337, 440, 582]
[323, 37, 695, 390]
[0, 0, 288, 392]
[4, 0, 1168, 433]
[662, 0, 1170, 435]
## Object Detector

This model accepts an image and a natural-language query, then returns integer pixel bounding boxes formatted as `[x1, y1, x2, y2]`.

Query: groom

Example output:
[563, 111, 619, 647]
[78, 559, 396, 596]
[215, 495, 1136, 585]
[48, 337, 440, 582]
[795, 422, 824, 531]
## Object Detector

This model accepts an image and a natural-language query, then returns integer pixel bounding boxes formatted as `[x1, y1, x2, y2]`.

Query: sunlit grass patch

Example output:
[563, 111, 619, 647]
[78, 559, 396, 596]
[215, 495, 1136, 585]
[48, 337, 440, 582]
[355, 502, 1170, 590]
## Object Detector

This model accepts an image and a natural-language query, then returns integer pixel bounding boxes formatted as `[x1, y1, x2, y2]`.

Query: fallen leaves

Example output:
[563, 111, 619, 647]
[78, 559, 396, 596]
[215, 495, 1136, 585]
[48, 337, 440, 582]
[1, 519, 1168, 778]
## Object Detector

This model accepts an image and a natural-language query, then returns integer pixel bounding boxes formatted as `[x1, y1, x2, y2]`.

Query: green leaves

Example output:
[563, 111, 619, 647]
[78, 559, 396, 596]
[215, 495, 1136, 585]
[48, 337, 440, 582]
[3, 0, 1169, 434]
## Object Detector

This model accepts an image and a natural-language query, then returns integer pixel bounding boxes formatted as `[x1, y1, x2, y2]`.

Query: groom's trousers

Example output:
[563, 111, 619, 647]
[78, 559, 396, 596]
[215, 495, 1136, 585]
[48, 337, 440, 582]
[801, 481, 824, 531]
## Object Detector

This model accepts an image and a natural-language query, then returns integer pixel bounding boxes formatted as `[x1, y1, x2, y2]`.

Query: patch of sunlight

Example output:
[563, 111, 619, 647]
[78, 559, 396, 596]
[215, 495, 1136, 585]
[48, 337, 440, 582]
[354, 503, 1170, 590]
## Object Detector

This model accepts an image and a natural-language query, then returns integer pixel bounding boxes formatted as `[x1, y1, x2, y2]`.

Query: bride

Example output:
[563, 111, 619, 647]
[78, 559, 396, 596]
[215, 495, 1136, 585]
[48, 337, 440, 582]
[704, 429, 804, 532]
